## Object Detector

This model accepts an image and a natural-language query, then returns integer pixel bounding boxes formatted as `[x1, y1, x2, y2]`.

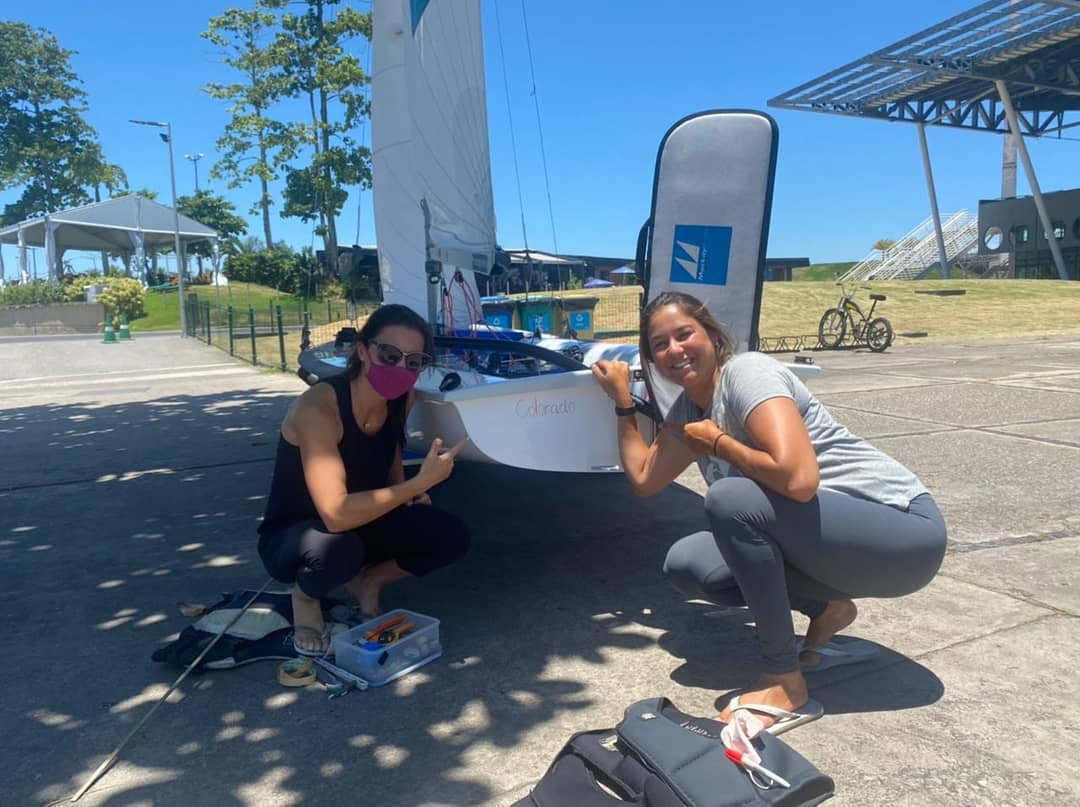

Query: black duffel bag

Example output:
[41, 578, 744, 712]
[513, 697, 833, 807]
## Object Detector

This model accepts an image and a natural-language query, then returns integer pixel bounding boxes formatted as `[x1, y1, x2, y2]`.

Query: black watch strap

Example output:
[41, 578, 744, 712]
[614, 404, 637, 417]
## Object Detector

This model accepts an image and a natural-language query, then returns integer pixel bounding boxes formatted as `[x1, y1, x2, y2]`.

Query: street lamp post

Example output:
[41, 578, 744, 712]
[130, 119, 187, 337]
[184, 152, 204, 192]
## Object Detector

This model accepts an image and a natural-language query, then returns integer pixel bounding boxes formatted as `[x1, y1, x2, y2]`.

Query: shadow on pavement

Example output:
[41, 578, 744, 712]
[0, 391, 944, 805]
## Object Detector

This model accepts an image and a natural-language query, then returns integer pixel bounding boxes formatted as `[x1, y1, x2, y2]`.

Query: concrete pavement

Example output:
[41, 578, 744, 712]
[1, 332, 1077, 805]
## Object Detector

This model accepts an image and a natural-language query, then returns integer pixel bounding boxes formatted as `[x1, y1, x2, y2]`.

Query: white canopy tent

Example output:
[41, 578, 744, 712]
[0, 195, 218, 284]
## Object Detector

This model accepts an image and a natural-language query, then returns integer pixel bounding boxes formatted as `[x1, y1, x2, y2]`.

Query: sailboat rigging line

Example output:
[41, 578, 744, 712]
[454, 269, 485, 325]
[493, 0, 532, 255]
[519, 0, 559, 255]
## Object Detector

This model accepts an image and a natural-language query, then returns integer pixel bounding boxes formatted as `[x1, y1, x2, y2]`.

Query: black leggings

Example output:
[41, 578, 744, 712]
[663, 478, 946, 674]
[258, 504, 470, 599]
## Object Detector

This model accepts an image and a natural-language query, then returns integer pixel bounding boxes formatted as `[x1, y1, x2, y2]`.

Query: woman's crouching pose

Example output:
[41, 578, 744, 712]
[592, 291, 946, 731]
[258, 304, 470, 656]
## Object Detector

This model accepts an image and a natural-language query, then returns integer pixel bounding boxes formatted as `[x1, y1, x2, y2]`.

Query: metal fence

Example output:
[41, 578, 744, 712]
[184, 286, 811, 372]
[184, 294, 379, 372]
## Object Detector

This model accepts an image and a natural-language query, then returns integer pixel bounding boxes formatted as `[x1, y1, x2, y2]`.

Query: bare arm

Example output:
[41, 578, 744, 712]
[591, 360, 694, 496]
[620, 419, 696, 496]
[683, 397, 819, 502]
[388, 392, 431, 505]
[293, 388, 457, 532]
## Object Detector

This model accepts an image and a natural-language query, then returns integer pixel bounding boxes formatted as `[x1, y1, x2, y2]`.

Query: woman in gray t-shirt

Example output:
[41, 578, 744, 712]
[592, 291, 946, 734]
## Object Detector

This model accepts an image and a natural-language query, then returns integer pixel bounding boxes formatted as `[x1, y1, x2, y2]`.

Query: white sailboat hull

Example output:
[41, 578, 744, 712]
[297, 336, 818, 474]
[409, 367, 655, 472]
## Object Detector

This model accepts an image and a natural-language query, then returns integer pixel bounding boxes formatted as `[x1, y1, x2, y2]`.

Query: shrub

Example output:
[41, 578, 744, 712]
[224, 246, 299, 292]
[63, 273, 103, 302]
[0, 280, 67, 306]
[97, 277, 145, 320]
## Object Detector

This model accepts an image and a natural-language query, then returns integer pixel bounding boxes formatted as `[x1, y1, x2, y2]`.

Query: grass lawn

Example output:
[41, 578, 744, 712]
[760, 278, 1080, 345]
[546, 279, 1080, 346]
[135, 286, 185, 331]
[793, 262, 857, 282]
[133, 281, 373, 335]
[164, 278, 1080, 372]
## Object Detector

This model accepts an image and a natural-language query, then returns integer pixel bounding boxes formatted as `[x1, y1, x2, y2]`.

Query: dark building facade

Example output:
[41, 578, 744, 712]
[764, 258, 810, 282]
[978, 189, 1080, 280]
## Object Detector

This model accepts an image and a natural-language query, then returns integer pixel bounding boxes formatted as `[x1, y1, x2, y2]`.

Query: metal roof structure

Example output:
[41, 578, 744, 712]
[769, 0, 1080, 137]
[0, 195, 218, 284]
[768, 0, 1079, 280]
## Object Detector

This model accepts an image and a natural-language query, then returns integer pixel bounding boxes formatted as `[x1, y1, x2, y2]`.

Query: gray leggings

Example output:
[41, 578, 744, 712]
[663, 477, 947, 674]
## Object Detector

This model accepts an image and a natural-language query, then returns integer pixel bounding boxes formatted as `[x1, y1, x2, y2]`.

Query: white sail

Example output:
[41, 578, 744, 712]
[372, 0, 496, 328]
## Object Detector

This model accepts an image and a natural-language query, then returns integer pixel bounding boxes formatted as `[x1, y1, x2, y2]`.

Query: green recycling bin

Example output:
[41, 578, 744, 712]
[479, 296, 519, 330]
[556, 296, 599, 339]
[518, 296, 559, 335]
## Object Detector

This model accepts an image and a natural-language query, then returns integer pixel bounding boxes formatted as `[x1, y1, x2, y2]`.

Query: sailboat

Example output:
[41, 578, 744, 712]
[297, 0, 819, 473]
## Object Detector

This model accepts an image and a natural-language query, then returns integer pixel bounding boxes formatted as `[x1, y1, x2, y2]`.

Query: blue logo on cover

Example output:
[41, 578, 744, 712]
[411, 0, 431, 32]
[670, 225, 732, 286]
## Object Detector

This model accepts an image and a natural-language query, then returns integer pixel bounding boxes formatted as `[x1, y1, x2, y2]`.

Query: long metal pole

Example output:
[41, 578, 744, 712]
[995, 80, 1069, 281]
[58, 579, 274, 805]
[166, 123, 188, 337]
[916, 123, 951, 280]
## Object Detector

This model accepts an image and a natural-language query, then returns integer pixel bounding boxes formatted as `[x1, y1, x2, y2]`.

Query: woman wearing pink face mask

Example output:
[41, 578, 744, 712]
[258, 304, 470, 656]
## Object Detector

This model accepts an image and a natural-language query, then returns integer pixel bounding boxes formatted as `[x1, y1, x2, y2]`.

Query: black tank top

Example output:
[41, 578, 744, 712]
[259, 375, 398, 534]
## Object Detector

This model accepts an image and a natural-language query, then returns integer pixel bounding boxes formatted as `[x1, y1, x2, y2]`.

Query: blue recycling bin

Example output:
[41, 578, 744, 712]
[479, 296, 519, 330]
[518, 296, 559, 335]
[556, 296, 599, 339]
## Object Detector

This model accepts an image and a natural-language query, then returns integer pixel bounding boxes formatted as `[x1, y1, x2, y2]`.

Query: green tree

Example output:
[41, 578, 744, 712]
[0, 22, 115, 233]
[77, 140, 128, 275]
[233, 235, 266, 255]
[110, 188, 159, 201]
[202, 7, 299, 249]
[177, 190, 249, 276]
[265, 0, 372, 275]
[872, 238, 896, 262]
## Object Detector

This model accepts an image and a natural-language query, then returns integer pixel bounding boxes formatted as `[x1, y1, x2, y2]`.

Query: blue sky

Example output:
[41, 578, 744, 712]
[3, 0, 1078, 278]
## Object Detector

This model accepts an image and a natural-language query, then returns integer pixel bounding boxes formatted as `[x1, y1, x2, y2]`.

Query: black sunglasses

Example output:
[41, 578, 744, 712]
[371, 340, 433, 373]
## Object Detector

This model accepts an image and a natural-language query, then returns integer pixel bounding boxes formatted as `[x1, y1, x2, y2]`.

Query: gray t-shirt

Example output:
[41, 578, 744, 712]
[666, 352, 928, 509]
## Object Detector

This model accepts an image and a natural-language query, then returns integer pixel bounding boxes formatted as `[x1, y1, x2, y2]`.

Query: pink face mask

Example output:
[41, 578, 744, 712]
[365, 361, 419, 400]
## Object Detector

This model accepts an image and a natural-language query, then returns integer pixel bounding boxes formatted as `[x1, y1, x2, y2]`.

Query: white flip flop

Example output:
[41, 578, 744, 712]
[799, 639, 880, 672]
[726, 695, 824, 736]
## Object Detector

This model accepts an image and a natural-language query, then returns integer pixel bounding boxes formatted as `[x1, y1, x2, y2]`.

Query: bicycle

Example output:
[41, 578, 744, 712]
[817, 284, 894, 352]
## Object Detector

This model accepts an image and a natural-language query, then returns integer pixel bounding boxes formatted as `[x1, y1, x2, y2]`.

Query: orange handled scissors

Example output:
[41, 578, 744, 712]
[364, 613, 407, 643]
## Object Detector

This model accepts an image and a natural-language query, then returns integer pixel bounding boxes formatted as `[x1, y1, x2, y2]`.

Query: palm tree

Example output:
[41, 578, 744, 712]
[872, 238, 896, 263]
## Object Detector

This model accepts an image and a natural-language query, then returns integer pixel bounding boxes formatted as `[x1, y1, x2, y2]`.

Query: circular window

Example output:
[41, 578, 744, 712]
[983, 226, 1004, 250]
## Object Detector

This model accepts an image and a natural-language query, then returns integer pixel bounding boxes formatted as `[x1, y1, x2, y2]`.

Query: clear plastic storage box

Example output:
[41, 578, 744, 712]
[330, 609, 441, 687]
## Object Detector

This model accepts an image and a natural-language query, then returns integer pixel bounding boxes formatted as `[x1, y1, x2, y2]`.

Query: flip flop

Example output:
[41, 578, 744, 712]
[290, 624, 332, 657]
[726, 695, 824, 736]
[290, 621, 349, 657]
[799, 639, 880, 672]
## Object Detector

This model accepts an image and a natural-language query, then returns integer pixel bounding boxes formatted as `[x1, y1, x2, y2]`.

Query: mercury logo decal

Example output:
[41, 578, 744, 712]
[670, 225, 732, 286]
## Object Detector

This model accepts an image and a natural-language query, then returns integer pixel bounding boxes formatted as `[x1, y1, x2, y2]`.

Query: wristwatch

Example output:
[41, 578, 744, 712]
[614, 404, 637, 417]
